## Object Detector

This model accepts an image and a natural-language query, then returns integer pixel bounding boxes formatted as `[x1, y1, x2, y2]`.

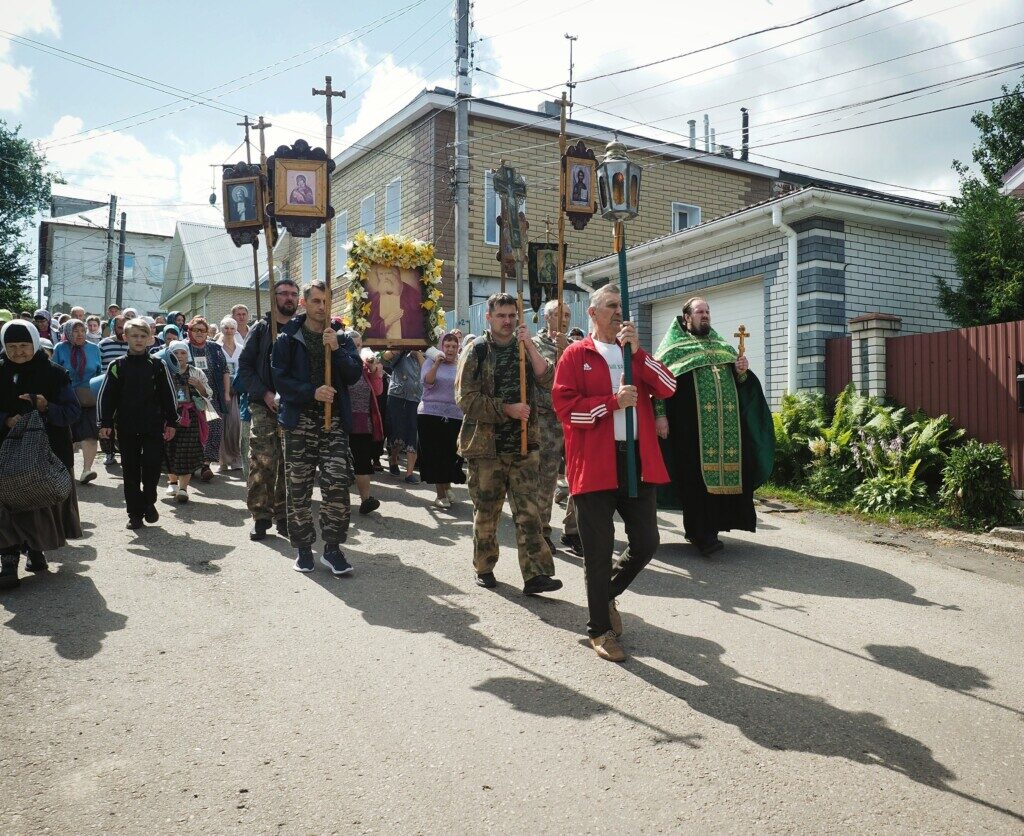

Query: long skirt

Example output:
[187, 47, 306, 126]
[202, 416, 223, 464]
[71, 405, 99, 443]
[416, 414, 465, 485]
[219, 396, 242, 469]
[166, 422, 203, 476]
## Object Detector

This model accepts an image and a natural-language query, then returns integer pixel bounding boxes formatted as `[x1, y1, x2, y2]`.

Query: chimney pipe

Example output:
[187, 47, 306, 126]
[687, 119, 696, 150]
[710, 128, 717, 153]
[703, 114, 710, 152]
[741, 107, 749, 161]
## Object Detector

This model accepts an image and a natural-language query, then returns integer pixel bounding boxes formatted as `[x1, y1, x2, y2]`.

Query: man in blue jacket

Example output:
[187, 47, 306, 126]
[271, 279, 363, 575]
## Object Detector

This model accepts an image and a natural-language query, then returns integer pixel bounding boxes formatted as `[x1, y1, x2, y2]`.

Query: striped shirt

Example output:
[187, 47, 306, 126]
[99, 335, 129, 371]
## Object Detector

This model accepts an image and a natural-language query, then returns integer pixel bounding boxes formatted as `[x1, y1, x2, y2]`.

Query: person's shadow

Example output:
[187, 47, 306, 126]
[0, 543, 126, 660]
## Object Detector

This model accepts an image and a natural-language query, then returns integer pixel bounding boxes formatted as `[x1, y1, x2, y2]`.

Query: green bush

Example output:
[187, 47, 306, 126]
[805, 459, 859, 502]
[939, 440, 1018, 528]
[772, 392, 825, 485]
[852, 465, 928, 514]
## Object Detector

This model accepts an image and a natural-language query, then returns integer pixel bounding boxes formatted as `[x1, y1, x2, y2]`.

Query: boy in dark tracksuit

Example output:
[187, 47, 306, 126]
[98, 319, 179, 530]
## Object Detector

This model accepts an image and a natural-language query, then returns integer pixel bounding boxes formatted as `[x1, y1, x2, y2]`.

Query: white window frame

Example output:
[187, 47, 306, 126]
[671, 202, 702, 233]
[360, 192, 376, 235]
[315, 227, 326, 281]
[82, 246, 105, 278]
[484, 171, 498, 245]
[334, 210, 348, 275]
[123, 252, 135, 281]
[384, 178, 402, 235]
[301, 237, 312, 283]
[146, 254, 166, 286]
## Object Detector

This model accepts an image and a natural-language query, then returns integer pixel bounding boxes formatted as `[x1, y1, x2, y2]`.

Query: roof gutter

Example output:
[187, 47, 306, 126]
[772, 205, 800, 395]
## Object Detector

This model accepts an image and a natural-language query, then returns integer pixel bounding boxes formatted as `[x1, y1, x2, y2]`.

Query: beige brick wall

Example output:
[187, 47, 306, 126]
[177, 286, 260, 327]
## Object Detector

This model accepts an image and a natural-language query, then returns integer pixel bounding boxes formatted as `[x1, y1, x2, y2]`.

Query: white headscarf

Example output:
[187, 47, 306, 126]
[1, 319, 41, 354]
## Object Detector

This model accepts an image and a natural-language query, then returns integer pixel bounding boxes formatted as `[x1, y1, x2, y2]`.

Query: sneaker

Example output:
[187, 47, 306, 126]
[25, 551, 47, 574]
[166, 483, 178, 497]
[199, 466, 214, 483]
[560, 532, 584, 556]
[250, 519, 272, 541]
[293, 547, 315, 573]
[320, 545, 353, 577]
[388, 463, 401, 476]
[609, 599, 623, 638]
[144, 505, 159, 524]
[544, 535, 557, 554]
[591, 631, 626, 663]
[175, 487, 189, 504]
[275, 517, 289, 537]
[432, 496, 451, 511]
[104, 453, 117, 467]
[80, 470, 97, 485]
[359, 497, 381, 515]
[475, 571, 497, 589]
[523, 574, 563, 595]
[126, 516, 144, 530]
[0, 554, 19, 589]
[403, 474, 420, 484]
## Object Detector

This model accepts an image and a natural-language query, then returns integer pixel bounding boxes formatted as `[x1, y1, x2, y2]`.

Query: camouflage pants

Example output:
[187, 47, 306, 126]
[537, 410, 578, 538]
[247, 404, 285, 522]
[283, 410, 353, 549]
[467, 451, 554, 582]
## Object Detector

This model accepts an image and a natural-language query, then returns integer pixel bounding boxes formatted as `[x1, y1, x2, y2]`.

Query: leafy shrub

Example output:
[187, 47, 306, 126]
[940, 440, 1018, 528]
[772, 392, 825, 485]
[806, 460, 859, 502]
[852, 465, 928, 513]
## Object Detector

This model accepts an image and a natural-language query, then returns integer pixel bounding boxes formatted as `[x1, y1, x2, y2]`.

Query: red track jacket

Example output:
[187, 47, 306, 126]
[553, 335, 677, 496]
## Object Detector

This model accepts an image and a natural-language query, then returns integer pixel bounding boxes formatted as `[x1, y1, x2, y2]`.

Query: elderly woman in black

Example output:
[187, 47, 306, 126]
[0, 320, 83, 589]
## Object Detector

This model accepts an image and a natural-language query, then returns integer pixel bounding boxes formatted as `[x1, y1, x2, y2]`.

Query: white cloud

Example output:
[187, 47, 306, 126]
[0, 0, 59, 111]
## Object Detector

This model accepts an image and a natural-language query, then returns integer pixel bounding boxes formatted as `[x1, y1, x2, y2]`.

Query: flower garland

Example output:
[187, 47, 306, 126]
[342, 231, 446, 342]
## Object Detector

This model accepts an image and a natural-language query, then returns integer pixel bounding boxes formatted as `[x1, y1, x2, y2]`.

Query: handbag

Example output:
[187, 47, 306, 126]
[0, 410, 73, 512]
[75, 385, 96, 408]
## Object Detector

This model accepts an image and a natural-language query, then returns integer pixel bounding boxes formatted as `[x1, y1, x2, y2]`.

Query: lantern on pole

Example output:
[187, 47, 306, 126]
[597, 136, 642, 498]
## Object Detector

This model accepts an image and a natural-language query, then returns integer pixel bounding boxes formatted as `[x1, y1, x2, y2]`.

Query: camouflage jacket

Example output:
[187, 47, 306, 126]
[531, 328, 568, 414]
[455, 330, 554, 460]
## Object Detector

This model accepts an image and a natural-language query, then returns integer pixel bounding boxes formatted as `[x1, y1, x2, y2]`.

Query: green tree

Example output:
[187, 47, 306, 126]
[0, 119, 60, 312]
[939, 77, 1024, 326]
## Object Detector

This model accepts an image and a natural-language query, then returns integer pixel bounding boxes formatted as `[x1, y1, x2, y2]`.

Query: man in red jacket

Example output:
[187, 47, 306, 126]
[553, 284, 677, 662]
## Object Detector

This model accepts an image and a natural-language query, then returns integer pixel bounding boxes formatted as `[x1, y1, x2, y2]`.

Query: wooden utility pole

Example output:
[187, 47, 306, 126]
[115, 211, 127, 308]
[555, 91, 568, 359]
[237, 115, 262, 319]
[255, 116, 277, 340]
[103, 195, 118, 311]
[312, 76, 346, 431]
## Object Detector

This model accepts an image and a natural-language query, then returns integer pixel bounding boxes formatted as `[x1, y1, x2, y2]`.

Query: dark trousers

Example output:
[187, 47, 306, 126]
[573, 446, 660, 638]
[119, 430, 164, 518]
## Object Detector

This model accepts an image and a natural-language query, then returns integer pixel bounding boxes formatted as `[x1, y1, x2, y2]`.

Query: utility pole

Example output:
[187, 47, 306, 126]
[255, 116, 276, 340]
[565, 34, 578, 119]
[453, 0, 471, 332]
[115, 211, 127, 308]
[237, 115, 263, 318]
[103, 195, 118, 311]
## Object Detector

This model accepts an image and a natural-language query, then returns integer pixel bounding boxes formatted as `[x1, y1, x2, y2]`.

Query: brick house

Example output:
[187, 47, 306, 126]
[572, 186, 958, 407]
[275, 87, 780, 318]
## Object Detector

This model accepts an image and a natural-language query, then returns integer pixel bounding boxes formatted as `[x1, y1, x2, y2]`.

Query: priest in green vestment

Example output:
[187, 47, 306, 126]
[654, 297, 774, 556]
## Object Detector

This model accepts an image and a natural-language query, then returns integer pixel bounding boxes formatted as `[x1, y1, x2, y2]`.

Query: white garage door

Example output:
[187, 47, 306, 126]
[649, 277, 766, 384]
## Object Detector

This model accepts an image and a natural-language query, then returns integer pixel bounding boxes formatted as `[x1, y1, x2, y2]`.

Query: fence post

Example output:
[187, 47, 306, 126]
[849, 313, 901, 397]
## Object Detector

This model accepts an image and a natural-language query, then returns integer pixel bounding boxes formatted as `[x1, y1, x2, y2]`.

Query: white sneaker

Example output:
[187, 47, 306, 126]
[175, 487, 189, 504]
[80, 470, 97, 485]
[432, 496, 447, 510]
[166, 483, 178, 497]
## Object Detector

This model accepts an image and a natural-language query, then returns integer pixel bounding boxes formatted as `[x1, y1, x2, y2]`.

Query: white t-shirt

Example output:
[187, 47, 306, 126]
[592, 337, 628, 441]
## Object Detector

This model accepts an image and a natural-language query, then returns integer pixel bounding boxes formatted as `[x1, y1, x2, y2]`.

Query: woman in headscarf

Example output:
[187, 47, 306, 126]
[417, 331, 465, 509]
[0, 320, 83, 589]
[216, 316, 244, 472]
[53, 318, 103, 484]
[346, 333, 384, 515]
[162, 339, 211, 504]
[186, 316, 229, 482]
[167, 311, 187, 338]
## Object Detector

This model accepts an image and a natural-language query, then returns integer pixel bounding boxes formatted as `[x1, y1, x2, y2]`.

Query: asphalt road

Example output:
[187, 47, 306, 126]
[2, 465, 1023, 834]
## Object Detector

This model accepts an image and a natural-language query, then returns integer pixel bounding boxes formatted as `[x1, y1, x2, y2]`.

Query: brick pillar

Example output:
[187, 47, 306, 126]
[849, 313, 901, 397]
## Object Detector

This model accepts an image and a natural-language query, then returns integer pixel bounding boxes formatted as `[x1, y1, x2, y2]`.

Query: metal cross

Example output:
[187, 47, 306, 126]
[734, 324, 749, 357]
[493, 160, 527, 250]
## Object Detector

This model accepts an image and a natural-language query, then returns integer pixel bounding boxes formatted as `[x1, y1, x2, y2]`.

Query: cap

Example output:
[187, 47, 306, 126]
[0, 309, 13, 323]
[33, 308, 51, 320]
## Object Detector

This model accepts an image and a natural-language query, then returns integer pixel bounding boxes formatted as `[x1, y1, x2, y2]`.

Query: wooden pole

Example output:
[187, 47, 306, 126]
[515, 258, 528, 456]
[255, 116, 276, 341]
[313, 76, 346, 431]
[238, 116, 262, 319]
[555, 91, 568, 360]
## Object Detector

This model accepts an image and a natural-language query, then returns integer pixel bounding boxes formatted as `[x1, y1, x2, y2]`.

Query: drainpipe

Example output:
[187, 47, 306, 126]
[772, 205, 799, 393]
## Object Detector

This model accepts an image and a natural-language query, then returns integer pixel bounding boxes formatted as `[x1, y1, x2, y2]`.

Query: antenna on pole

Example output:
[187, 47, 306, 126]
[565, 33, 578, 119]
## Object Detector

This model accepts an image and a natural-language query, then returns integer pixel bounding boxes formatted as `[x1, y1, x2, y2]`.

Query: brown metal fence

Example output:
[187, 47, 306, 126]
[886, 321, 1024, 488]
[825, 336, 852, 400]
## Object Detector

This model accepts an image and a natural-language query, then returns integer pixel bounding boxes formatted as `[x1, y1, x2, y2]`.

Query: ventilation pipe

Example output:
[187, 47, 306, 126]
[741, 107, 750, 161]
[773, 204, 799, 393]
[710, 128, 717, 153]
[688, 119, 696, 150]
[703, 114, 710, 152]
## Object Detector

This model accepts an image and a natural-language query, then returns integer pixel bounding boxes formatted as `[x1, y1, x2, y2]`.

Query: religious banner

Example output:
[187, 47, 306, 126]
[266, 139, 335, 238]
[562, 139, 598, 231]
[344, 232, 446, 350]
[221, 161, 264, 248]
[527, 242, 567, 313]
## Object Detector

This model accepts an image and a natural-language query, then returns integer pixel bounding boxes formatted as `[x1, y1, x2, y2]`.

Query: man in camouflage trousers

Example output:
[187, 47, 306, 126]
[271, 280, 363, 575]
[455, 293, 562, 595]
[237, 279, 299, 541]
[532, 299, 582, 556]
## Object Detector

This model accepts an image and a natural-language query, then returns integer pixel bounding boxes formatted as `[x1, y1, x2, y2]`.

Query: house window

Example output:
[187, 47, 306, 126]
[123, 253, 135, 281]
[147, 254, 166, 284]
[671, 202, 701, 233]
[484, 171, 498, 245]
[315, 227, 326, 280]
[384, 178, 402, 234]
[360, 193, 376, 235]
[334, 210, 348, 274]
[301, 237, 312, 283]
[82, 246, 105, 278]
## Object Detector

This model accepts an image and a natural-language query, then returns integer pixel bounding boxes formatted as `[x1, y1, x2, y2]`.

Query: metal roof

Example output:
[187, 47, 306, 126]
[162, 222, 257, 306]
[41, 201, 222, 238]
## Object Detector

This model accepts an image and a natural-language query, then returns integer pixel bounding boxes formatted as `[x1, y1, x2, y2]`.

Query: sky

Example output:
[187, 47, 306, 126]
[2, 0, 1023, 268]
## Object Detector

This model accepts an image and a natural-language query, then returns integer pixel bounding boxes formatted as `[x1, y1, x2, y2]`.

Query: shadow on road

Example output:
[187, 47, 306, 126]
[864, 644, 991, 693]
[0, 542, 127, 660]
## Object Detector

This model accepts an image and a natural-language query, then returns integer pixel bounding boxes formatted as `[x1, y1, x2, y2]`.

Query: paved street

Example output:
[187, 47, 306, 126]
[2, 466, 1023, 834]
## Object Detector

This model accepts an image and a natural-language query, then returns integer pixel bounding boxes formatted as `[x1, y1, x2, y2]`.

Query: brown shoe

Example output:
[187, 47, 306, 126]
[590, 631, 626, 663]
[609, 600, 623, 637]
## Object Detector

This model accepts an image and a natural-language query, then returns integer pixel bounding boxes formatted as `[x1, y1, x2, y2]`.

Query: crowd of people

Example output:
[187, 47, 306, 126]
[0, 283, 772, 663]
